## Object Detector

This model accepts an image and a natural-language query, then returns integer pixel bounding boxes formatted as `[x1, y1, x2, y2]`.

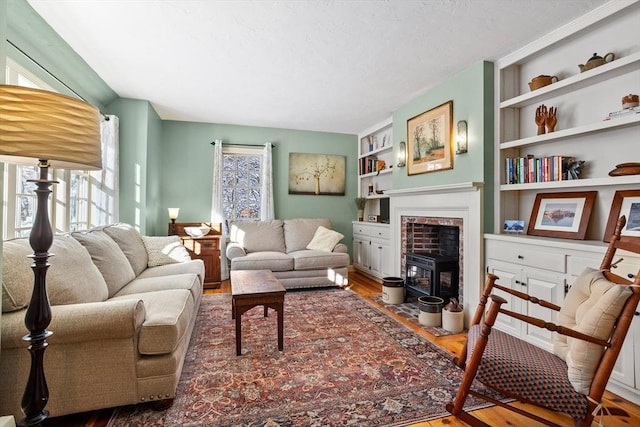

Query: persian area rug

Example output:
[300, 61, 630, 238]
[108, 289, 497, 427]
[371, 295, 456, 337]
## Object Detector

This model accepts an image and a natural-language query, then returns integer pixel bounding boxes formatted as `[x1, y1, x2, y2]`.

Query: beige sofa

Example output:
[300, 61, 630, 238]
[226, 218, 349, 288]
[0, 223, 204, 419]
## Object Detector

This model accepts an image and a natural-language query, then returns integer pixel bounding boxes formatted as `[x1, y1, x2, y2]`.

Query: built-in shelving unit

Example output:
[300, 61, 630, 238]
[357, 117, 393, 220]
[488, 0, 640, 404]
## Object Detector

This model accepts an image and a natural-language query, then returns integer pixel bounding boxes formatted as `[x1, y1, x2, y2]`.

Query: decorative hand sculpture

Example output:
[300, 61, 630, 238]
[535, 104, 547, 135]
[545, 106, 557, 133]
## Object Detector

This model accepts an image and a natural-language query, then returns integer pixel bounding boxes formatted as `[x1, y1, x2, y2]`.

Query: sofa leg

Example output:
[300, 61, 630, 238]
[151, 398, 174, 411]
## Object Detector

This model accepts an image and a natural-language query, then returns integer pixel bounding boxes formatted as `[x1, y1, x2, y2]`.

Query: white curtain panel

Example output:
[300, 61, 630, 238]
[261, 142, 274, 220]
[210, 139, 229, 280]
[90, 115, 119, 226]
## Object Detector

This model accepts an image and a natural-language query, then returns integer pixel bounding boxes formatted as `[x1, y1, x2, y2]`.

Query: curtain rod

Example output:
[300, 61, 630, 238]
[8, 40, 110, 121]
[210, 141, 275, 148]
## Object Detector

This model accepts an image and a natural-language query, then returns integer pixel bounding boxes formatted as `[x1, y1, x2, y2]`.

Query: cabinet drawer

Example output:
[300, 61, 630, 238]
[486, 240, 565, 273]
[369, 225, 390, 240]
[568, 255, 640, 281]
[353, 223, 371, 236]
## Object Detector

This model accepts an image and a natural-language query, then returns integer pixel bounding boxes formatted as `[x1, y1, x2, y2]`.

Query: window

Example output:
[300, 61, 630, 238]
[221, 148, 262, 229]
[3, 59, 118, 239]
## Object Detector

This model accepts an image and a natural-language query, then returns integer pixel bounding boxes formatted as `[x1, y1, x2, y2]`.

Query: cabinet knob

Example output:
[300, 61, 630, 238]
[628, 273, 636, 279]
[635, 311, 639, 317]
[517, 255, 524, 259]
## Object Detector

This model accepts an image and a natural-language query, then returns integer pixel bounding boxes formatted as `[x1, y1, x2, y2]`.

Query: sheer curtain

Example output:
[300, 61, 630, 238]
[90, 115, 119, 226]
[261, 142, 274, 220]
[210, 139, 229, 280]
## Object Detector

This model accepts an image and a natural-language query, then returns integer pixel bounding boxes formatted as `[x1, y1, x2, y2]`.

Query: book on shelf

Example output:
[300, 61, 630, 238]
[505, 155, 577, 184]
[604, 106, 640, 120]
[359, 155, 379, 175]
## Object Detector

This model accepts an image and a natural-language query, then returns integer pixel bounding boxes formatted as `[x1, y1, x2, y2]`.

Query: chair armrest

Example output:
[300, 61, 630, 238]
[226, 242, 247, 260]
[333, 243, 348, 254]
[1, 299, 145, 349]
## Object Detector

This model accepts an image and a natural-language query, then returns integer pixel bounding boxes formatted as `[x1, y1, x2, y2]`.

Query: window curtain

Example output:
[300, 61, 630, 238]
[89, 115, 119, 226]
[260, 142, 274, 220]
[210, 139, 229, 280]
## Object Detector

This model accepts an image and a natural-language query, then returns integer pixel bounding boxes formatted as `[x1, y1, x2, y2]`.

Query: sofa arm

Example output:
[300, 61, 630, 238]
[226, 242, 247, 260]
[333, 243, 348, 254]
[1, 298, 145, 349]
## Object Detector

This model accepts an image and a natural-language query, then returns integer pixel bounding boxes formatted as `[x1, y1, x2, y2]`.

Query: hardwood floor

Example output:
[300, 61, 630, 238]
[39, 270, 640, 427]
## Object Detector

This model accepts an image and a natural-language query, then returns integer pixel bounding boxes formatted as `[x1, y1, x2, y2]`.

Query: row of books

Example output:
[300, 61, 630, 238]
[505, 155, 579, 184]
[359, 156, 386, 175]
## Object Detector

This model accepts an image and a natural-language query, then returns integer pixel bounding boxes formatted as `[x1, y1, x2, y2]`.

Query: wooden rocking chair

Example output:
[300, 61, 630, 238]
[446, 216, 640, 426]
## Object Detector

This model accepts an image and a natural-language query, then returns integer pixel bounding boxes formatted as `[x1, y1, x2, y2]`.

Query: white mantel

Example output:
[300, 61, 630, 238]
[387, 182, 484, 326]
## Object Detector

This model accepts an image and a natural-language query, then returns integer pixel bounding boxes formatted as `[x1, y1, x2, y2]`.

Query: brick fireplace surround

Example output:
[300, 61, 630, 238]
[387, 182, 484, 327]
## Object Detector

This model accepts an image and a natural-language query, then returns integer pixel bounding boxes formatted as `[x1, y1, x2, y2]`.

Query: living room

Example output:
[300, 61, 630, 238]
[1, 1, 640, 426]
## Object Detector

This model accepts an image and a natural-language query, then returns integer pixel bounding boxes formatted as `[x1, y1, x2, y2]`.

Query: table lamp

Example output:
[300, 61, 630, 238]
[0, 85, 102, 426]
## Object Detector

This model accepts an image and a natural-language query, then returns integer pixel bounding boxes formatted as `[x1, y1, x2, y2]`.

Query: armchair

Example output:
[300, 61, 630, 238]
[446, 216, 640, 426]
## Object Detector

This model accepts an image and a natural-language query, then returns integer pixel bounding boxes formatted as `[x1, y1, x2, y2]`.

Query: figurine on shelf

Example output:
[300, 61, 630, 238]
[534, 104, 557, 135]
[567, 159, 585, 180]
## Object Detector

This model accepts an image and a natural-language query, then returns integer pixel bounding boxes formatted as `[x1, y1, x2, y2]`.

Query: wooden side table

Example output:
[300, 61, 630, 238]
[169, 222, 222, 289]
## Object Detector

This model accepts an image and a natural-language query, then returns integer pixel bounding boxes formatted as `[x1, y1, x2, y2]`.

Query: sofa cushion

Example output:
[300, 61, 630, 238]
[110, 289, 194, 355]
[230, 220, 285, 253]
[231, 251, 294, 272]
[283, 218, 332, 253]
[141, 235, 191, 267]
[138, 259, 206, 287]
[114, 273, 201, 306]
[553, 267, 632, 394]
[2, 235, 109, 312]
[306, 225, 344, 252]
[289, 250, 350, 270]
[103, 223, 149, 276]
[72, 229, 136, 297]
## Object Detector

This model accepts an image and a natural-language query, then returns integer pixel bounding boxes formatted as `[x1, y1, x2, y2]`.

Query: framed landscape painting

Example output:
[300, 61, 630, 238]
[407, 101, 453, 175]
[527, 191, 596, 240]
[288, 153, 346, 196]
[603, 189, 640, 244]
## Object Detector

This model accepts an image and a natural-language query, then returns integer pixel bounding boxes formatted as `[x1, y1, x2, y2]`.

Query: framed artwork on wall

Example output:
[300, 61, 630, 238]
[288, 153, 346, 195]
[603, 189, 640, 244]
[527, 191, 596, 240]
[406, 100, 453, 175]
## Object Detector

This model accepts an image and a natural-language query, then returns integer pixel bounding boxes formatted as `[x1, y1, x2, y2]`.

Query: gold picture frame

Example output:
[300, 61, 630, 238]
[407, 101, 453, 175]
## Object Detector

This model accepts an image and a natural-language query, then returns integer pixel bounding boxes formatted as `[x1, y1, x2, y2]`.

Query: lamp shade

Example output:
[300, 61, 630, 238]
[0, 85, 102, 170]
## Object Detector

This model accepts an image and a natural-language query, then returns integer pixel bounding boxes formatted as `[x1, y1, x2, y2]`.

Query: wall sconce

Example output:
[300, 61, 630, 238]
[397, 141, 407, 167]
[168, 208, 180, 234]
[456, 120, 468, 154]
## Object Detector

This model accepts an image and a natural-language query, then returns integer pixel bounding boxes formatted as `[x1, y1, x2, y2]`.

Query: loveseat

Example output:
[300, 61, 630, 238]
[226, 218, 349, 288]
[0, 223, 204, 419]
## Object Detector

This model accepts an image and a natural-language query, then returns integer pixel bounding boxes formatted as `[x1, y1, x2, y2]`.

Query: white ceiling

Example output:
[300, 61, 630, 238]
[28, 0, 609, 135]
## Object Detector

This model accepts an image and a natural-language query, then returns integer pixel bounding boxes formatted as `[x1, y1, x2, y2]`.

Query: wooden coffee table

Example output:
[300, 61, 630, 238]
[230, 269, 286, 356]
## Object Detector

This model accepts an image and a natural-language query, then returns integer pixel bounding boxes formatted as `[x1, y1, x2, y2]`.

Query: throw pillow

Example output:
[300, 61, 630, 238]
[142, 236, 191, 267]
[553, 267, 632, 395]
[306, 226, 344, 252]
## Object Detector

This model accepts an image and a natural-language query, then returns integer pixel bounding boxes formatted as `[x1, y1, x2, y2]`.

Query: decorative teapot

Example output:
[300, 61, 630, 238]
[578, 52, 615, 72]
[528, 75, 558, 91]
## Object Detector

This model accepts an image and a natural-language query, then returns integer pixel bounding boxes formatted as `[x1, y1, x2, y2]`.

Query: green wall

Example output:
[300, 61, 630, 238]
[160, 121, 358, 244]
[392, 61, 494, 232]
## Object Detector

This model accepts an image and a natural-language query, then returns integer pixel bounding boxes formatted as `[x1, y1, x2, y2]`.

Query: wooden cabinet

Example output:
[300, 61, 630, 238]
[353, 222, 391, 280]
[358, 117, 393, 221]
[169, 222, 222, 289]
[485, 234, 640, 404]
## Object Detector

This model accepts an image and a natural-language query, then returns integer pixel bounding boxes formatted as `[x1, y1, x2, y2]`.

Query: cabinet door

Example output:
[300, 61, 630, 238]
[369, 238, 390, 278]
[486, 259, 522, 338]
[353, 235, 369, 270]
[521, 268, 563, 351]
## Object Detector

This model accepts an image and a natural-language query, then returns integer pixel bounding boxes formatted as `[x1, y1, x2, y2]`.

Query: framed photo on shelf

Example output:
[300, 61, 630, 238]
[603, 189, 640, 244]
[527, 191, 596, 240]
[406, 101, 453, 175]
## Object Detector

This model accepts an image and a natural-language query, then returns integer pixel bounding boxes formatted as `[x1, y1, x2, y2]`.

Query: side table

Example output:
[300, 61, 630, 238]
[169, 222, 222, 289]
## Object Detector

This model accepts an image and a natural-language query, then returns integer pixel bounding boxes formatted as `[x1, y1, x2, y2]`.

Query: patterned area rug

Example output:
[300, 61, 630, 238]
[108, 289, 496, 426]
[371, 295, 456, 337]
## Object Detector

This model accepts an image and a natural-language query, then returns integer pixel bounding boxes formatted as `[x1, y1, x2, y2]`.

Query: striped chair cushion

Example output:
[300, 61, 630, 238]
[467, 325, 589, 421]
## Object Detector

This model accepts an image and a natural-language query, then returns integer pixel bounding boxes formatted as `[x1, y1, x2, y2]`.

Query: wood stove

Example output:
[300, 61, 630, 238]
[405, 252, 459, 301]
